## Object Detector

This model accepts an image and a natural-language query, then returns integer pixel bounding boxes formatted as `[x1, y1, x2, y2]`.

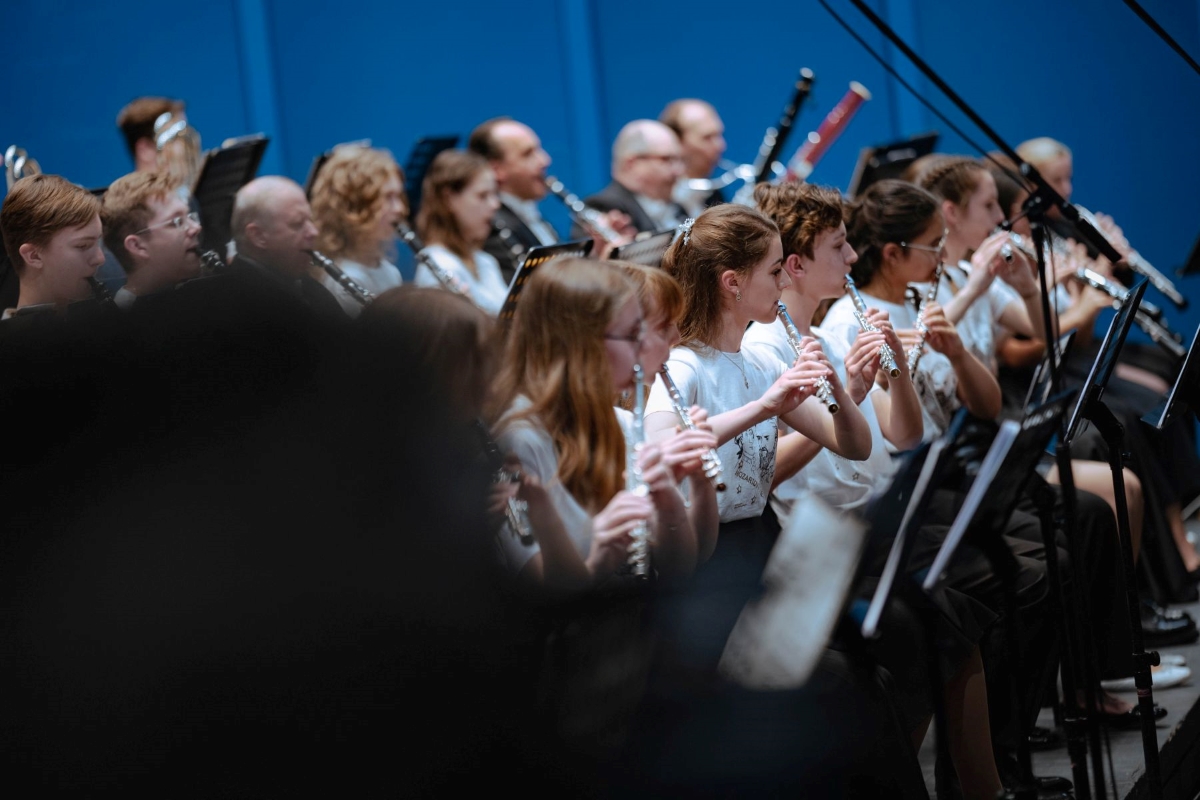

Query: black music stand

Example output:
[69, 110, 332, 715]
[858, 409, 969, 639]
[498, 240, 593, 326]
[1063, 279, 1166, 792]
[403, 135, 458, 220]
[609, 229, 676, 268]
[1143, 322, 1200, 430]
[193, 134, 269, 255]
[303, 139, 371, 199]
[846, 131, 939, 198]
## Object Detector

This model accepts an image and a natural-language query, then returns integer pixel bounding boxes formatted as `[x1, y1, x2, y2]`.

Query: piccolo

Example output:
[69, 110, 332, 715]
[659, 365, 725, 491]
[544, 176, 622, 244]
[625, 364, 652, 578]
[844, 276, 902, 377]
[395, 220, 473, 297]
[905, 265, 943, 377]
[785, 82, 871, 182]
[776, 301, 839, 413]
[309, 249, 375, 306]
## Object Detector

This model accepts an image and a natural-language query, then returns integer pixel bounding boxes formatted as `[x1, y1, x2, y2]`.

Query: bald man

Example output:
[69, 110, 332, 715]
[577, 119, 688, 238]
[228, 176, 345, 319]
[661, 99, 728, 217]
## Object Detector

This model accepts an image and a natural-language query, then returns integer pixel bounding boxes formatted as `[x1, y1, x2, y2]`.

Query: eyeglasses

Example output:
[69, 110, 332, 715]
[604, 321, 646, 345]
[134, 211, 200, 236]
[899, 231, 948, 257]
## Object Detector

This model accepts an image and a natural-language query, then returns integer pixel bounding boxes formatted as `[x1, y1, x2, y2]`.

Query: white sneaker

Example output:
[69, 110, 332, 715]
[1160, 653, 1187, 667]
[1101, 664, 1191, 692]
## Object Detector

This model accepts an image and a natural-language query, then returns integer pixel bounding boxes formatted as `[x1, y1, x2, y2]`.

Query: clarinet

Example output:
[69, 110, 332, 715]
[86, 276, 113, 302]
[659, 365, 726, 491]
[625, 364, 653, 578]
[394, 221, 474, 297]
[473, 419, 535, 546]
[197, 248, 227, 276]
[777, 301, 839, 413]
[544, 176, 622, 244]
[844, 277, 902, 378]
[905, 265, 944, 377]
[308, 249, 375, 306]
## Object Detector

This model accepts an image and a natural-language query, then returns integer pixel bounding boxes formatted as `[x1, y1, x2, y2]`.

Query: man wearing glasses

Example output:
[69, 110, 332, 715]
[101, 172, 204, 310]
[576, 120, 688, 238]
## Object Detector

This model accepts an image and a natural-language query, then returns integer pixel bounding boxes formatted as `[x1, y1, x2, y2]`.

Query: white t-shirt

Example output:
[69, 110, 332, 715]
[318, 257, 403, 318]
[414, 245, 509, 316]
[923, 261, 1020, 374]
[646, 344, 789, 523]
[743, 320, 897, 521]
[823, 291, 959, 439]
[493, 397, 596, 573]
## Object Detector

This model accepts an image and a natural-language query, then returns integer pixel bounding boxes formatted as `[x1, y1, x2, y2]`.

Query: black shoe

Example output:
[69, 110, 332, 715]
[1099, 702, 1168, 729]
[1140, 602, 1200, 646]
[1028, 725, 1065, 751]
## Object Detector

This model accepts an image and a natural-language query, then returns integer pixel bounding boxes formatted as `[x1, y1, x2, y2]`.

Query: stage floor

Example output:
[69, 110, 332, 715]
[919, 598, 1200, 798]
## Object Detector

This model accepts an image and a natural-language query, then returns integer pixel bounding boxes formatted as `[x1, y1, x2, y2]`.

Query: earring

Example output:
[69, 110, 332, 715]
[736, 290, 742, 302]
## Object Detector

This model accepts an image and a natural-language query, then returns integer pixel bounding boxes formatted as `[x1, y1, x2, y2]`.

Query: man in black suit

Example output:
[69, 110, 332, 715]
[468, 118, 559, 284]
[227, 176, 346, 320]
[577, 120, 688, 239]
[661, 99, 729, 217]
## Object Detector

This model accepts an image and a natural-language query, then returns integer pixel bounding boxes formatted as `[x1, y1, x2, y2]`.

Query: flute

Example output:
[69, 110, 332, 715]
[659, 365, 725, 491]
[777, 301, 839, 413]
[905, 266, 943, 376]
[625, 364, 652, 578]
[844, 277, 902, 378]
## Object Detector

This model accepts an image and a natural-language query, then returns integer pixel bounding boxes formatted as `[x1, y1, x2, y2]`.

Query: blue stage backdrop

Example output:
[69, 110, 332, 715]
[3, 0, 1199, 339]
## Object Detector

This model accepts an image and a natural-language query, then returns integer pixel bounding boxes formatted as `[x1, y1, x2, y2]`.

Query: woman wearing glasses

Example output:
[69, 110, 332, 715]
[310, 145, 407, 318]
[488, 257, 713, 588]
[824, 180, 1001, 438]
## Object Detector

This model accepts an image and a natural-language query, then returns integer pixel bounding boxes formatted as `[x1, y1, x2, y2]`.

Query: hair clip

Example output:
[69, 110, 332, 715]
[678, 217, 695, 246]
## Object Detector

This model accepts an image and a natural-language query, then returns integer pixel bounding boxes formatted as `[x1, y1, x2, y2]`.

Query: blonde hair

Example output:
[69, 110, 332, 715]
[661, 204, 779, 349]
[910, 155, 987, 208]
[1016, 137, 1071, 169]
[100, 170, 181, 271]
[489, 258, 635, 511]
[311, 146, 405, 261]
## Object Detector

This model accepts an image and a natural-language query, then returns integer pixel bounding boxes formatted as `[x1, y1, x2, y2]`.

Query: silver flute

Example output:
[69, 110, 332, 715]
[395, 220, 473, 297]
[905, 265, 943, 377]
[308, 249, 375, 306]
[625, 364, 653, 578]
[544, 176, 622, 244]
[776, 301, 839, 413]
[659, 365, 725, 491]
[1071, 268, 1185, 357]
[1074, 204, 1185, 308]
[844, 276, 902, 378]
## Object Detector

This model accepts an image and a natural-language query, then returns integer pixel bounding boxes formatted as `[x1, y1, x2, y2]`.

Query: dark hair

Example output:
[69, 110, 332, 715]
[116, 96, 185, 159]
[844, 180, 940, 286]
[466, 117, 513, 162]
[984, 154, 1030, 220]
[662, 204, 778, 348]
[416, 149, 492, 263]
[754, 182, 844, 259]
